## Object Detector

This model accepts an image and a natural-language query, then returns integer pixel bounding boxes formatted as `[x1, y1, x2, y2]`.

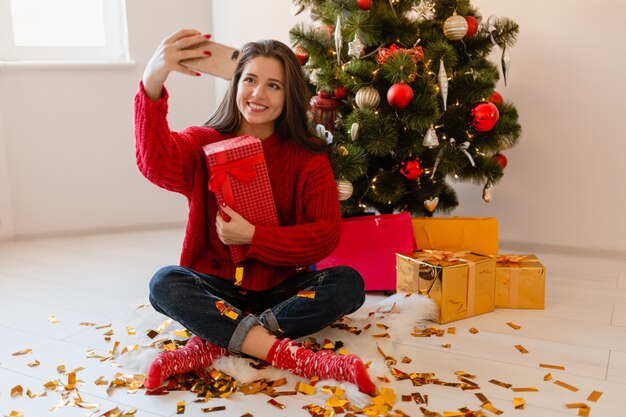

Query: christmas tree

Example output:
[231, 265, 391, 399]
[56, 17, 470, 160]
[289, 0, 521, 216]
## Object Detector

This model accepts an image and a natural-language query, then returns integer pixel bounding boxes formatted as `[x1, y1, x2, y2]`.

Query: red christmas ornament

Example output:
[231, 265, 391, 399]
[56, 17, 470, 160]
[333, 85, 348, 99]
[376, 42, 404, 63]
[387, 83, 414, 109]
[489, 91, 503, 105]
[468, 101, 500, 132]
[317, 90, 332, 99]
[294, 46, 309, 66]
[495, 153, 508, 169]
[464, 16, 478, 37]
[356, 0, 373, 11]
[400, 159, 423, 180]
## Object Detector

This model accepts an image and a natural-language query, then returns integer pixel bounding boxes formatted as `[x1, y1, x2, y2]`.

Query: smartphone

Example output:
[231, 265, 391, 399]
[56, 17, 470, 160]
[181, 40, 242, 80]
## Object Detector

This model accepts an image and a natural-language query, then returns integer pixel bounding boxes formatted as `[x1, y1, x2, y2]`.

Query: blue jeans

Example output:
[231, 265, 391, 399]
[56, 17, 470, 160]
[148, 265, 365, 355]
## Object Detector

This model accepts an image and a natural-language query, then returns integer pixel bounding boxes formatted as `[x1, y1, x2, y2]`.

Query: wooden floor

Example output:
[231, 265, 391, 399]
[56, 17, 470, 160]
[1, 227, 625, 416]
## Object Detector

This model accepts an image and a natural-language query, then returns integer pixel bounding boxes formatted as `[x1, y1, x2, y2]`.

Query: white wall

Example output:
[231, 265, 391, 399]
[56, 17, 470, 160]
[1, 0, 625, 254]
[0, 83, 14, 239]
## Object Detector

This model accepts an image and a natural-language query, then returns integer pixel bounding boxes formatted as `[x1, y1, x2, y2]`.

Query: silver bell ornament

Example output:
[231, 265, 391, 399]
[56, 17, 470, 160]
[422, 125, 439, 148]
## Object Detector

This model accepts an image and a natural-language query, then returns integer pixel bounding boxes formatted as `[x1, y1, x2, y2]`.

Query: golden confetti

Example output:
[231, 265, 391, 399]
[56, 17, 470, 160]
[95, 323, 112, 329]
[235, 267, 244, 286]
[297, 290, 315, 299]
[507, 322, 521, 330]
[447, 327, 456, 334]
[173, 329, 192, 338]
[43, 379, 60, 390]
[326, 396, 350, 407]
[514, 344, 529, 354]
[511, 387, 538, 392]
[267, 398, 285, 409]
[376, 323, 390, 329]
[514, 397, 525, 409]
[489, 379, 512, 389]
[372, 332, 391, 338]
[11, 385, 24, 397]
[377, 376, 390, 383]
[296, 381, 316, 395]
[402, 356, 412, 363]
[566, 403, 590, 409]
[271, 378, 287, 387]
[57, 364, 66, 374]
[12, 348, 32, 356]
[468, 328, 479, 334]
[27, 359, 41, 367]
[587, 390, 602, 402]
[176, 400, 185, 414]
[555, 380, 579, 392]
[146, 329, 159, 339]
[48, 315, 61, 324]
[540, 363, 565, 370]
[441, 344, 451, 348]
[66, 372, 77, 390]
[103, 329, 114, 336]
[109, 341, 120, 355]
[80, 322, 96, 326]
[95, 376, 108, 386]
[412, 392, 427, 404]
[126, 326, 136, 336]
[201, 406, 226, 413]
[544, 373, 552, 381]
[7, 411, 25, 417]
[579, 407, 591, 417]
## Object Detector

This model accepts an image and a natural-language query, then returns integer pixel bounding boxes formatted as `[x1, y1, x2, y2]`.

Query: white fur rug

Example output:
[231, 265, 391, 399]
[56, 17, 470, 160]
[115, 292, 437, 408]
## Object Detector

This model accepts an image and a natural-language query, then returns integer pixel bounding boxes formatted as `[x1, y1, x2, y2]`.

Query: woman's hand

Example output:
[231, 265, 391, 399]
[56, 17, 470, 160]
[142, 29, 212, 100]
[216, 205, 256, 245]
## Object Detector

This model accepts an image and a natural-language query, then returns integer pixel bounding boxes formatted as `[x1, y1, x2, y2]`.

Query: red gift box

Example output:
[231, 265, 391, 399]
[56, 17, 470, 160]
[316, 212, 417, 291]
[203, 135, 279, 263]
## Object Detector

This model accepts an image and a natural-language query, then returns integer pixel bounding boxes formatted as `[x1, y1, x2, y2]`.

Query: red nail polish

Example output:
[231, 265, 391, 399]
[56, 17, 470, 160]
[204, 34, 212, 39]
[203, 50, 211, 56]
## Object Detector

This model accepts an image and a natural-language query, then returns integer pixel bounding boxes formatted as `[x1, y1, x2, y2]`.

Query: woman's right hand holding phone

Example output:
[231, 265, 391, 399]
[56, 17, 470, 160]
[142, 29, 212, 101]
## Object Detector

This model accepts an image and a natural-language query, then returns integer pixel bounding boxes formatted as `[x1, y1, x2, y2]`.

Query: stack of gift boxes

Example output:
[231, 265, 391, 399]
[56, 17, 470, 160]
[397, 217, 546, 324]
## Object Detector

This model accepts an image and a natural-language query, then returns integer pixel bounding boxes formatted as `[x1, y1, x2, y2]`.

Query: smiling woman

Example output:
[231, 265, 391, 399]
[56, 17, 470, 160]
[0, 0, 129, 62]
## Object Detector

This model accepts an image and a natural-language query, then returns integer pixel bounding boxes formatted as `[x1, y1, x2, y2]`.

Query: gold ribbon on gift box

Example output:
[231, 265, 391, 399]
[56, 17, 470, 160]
[415, 250, 477, 317]
[495, 255, 542, 308]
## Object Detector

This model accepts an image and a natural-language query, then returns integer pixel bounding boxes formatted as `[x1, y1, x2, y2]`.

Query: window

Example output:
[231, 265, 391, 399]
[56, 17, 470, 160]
[0, 0, 129, 62]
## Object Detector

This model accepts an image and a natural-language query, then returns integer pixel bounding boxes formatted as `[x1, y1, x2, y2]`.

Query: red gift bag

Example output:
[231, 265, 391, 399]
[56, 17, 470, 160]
[316, 212, 417, 291]
[204, 136, 279, 263]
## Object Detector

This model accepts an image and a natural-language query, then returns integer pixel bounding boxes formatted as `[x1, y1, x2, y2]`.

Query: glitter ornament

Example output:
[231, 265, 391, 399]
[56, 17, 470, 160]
[443, 12, 469, 40]
[438, 59, 448, 111]
[337, 179, 354, 201]
[422, 125, 439, 148]
[387, 83, 414, 109]
[355, 86, 381, 109]
[399, 159, 423, 180]
[465, 16, 479, 37]
[468, 102, 499, 132]
[406, 0, 435, 22]
[348, 35, 365, 59]
[424, 197, 439, 212]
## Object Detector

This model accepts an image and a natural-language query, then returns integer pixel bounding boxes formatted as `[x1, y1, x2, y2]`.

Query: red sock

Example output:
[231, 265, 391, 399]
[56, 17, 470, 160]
[267, 338, 375, 394]
[144, 336, 228, 390]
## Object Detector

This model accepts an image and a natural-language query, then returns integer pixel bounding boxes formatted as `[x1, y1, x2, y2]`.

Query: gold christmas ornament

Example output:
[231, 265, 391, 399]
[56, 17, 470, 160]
[422, 125, 439, 148]
[350, 122, 360, 141]
[337, 179, 354, 201]
[337, 145, 349, 156]
[438, 58, 448, 111]
[424, 197, 439, 212]
[443, 12, 469, 40]
[355, 86, 380, 109]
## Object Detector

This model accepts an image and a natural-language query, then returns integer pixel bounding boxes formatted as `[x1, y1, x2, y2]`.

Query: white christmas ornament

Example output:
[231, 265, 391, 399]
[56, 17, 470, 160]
[482, 182, 493, 202]
[438, 58, 448, 111]
[348, 35, 365, 59]
[335, 15, 343, 65]
[422, 125, 439, 148]
[350, 122, 360, 141]
[337, 179, 354, 201]
[315, 124, 334, 144]
[501, 46, 511, 86]
[406, 0, 436, 22]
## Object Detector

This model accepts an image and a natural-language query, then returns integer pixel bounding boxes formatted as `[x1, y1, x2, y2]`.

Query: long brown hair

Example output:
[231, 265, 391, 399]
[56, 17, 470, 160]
[204, 39, 325, 153]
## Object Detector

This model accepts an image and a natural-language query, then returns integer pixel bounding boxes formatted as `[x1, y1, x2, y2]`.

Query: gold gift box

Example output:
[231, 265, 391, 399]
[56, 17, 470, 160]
[495, 254, 545, 309]
[396, 250, 496, 324]
[411, 217, 498, 256]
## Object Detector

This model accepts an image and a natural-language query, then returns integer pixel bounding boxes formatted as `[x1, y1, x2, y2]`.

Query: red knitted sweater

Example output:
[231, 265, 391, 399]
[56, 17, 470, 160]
[134, 83, 341, 291]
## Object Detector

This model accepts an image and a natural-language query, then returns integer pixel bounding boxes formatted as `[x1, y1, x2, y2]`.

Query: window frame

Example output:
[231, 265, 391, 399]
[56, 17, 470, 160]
[0, 0, 129, 63]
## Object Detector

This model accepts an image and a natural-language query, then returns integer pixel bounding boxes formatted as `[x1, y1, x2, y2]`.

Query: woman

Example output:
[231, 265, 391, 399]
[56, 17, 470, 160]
[135, 29, 375, 394]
